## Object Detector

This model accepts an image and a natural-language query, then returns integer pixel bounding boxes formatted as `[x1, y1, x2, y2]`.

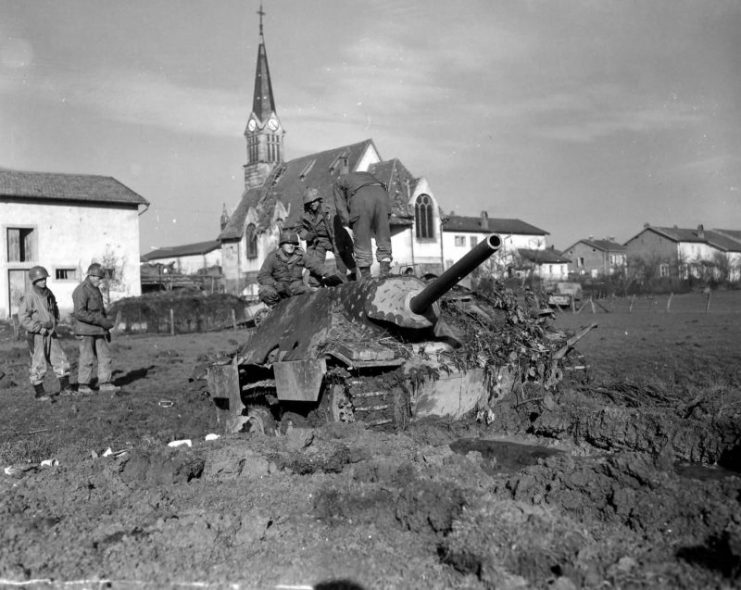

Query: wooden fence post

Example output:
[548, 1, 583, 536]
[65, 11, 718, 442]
[231, 309, 237, 334]
[705, 290, 711, 313]
[170, 308, 175, 336]
[666, 292, 673, 312]
[629, 295, 636, 313]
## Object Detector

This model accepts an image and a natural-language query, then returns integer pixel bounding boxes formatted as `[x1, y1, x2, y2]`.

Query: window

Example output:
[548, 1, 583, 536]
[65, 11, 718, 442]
[55, 268, 78, 280]
[454, 236, 465, 247]
[246, 224, 258, 259]
[578, 257, 584, 267]
[659, 263, 670, 278]
[7, 227, 35, 262]
[469, 236, 478, 248]
[415, 194, 435, 239]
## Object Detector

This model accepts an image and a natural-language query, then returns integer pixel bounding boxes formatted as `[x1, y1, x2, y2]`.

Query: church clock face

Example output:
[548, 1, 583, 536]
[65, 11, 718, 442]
[247, 119, 257, 132]
[268, 117, 279, 131]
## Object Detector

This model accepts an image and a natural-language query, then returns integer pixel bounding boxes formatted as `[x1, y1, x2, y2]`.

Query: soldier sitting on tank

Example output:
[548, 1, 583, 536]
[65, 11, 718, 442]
[258, 230, 326, 306]
[298, 187, 335, 287]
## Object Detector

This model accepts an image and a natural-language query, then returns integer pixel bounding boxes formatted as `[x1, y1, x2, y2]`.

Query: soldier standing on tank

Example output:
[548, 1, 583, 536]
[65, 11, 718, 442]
[257, 230, 327, 306]
[298, 187, 335, 287]
[18, 265, 72, 401]
[72, 263, 119, 394]
[333, 168, 393, 279]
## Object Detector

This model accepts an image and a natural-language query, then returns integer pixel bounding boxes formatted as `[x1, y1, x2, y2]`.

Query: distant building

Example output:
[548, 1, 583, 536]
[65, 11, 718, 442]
[141, 240, 222, 275]
[0, 168, 148, 318]
[442, 212, 549, 277]
[624, 224, 741, 281]
[562, 238, 627, 278]
[515, 247, 571, 281]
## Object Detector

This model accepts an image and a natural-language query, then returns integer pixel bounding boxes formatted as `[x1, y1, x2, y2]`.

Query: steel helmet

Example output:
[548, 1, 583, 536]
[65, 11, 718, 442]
[28, 266, 49, 283]
[279, 230, 299, 246]
[303, 188, 322, 206]
[87, 263, 105, 278]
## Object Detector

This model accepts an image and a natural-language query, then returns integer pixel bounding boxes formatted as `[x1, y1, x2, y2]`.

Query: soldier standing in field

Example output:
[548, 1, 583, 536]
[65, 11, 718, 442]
[18, 265, 72, 401]
[72, 263, 119, 394]
[333, 169, 393, 279]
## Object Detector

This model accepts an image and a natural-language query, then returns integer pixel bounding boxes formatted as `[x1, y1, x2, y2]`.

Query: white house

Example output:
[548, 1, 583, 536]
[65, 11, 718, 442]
[0, 169, 148, 319]
[442, 212, 551, 277]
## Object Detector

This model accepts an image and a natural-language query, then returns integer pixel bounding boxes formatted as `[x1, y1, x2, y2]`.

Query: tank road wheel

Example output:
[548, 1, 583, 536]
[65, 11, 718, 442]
[328, 383, 355, 423]
[349, 380, 411, 430]
[246, 405, 277, 436]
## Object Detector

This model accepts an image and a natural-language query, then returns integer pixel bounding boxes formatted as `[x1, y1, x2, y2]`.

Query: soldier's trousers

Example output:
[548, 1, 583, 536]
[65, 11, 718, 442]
[28, 333, 70, 386]
[77, 335, 113, 386]
[348, 187, 392, 268]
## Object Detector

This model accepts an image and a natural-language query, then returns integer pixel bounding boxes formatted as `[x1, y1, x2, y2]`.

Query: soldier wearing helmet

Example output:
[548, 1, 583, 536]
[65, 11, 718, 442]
[298, 188, 336, 286]
[257, 229, 325, 306]
[18, 265, 72, 401]
[72, 263, 119, 394]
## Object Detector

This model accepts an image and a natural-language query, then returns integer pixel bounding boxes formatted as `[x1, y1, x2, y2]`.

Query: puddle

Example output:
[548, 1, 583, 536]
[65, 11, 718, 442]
[675, 463, 740, 482]
[450, 438, 563, 474]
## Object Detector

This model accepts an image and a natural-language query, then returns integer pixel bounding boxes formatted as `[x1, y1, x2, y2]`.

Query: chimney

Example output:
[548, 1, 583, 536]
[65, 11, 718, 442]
[643, 222, 650, 228]
[697, 224, 704, 239]
[480, 211, 489, 230]
[607, 236, 615, 242]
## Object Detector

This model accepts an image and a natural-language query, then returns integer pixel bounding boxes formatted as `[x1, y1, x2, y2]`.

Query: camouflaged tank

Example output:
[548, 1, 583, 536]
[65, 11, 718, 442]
[207, 234, 586, 434]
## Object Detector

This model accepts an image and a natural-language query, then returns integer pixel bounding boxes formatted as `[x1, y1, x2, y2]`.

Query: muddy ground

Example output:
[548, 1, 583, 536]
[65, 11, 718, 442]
[1, 292, 740, 589]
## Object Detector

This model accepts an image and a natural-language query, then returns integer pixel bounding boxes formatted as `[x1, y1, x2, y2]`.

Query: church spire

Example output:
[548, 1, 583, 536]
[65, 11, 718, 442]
[243, 2, 284, 190]
[251, 3, 276, 122]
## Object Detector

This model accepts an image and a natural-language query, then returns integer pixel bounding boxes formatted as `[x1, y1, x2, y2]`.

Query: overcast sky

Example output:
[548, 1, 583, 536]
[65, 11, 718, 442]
[2, 0, 740, 251]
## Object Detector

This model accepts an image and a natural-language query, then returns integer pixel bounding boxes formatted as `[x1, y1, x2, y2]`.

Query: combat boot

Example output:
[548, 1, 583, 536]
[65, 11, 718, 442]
[58, 375, 74, 396]
[379, 260, 391, 278]
[358, 266, 372, 279]
[99, 382, 121, 393]
[33, 383, 51, 402]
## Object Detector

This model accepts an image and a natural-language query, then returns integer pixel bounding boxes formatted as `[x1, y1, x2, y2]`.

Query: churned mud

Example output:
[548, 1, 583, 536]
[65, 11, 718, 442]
[0, 304, 740, 589]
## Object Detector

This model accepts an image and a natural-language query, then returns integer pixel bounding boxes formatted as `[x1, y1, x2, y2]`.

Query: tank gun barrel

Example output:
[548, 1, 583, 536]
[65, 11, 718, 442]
[409, 234, 501, 315]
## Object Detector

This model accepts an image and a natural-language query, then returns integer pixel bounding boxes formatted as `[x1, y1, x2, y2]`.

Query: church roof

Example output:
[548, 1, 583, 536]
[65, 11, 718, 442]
[0, 168, 148, 206]
[219, 139, 418, 240]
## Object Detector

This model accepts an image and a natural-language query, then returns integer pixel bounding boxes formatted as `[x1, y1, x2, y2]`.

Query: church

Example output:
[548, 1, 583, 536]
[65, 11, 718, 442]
[218, 11, 445, 295]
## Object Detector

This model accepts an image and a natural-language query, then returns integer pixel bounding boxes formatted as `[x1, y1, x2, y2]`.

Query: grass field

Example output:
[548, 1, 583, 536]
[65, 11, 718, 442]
[554, 290, 741, 388]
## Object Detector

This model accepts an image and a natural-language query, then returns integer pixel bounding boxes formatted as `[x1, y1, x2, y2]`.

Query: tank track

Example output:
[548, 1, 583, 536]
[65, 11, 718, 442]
[346, 375, 411, 429]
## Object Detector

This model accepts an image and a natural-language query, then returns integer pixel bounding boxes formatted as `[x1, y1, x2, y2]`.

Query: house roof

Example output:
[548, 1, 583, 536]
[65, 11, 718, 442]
[141, 240, 221, 262]
[629, 225, 741, 252]
[219, 139, 418, 240]
[518, 248, 571, 264]
[0, 169, 148, 206]
[443, 215, 547, 236]
[564, 238, 626, 253]
[714, 229, 741, 245]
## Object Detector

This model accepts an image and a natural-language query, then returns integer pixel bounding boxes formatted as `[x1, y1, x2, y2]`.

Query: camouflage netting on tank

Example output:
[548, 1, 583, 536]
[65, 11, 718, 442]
[109, 292, 250, 335]
[438, 282, 577, 399]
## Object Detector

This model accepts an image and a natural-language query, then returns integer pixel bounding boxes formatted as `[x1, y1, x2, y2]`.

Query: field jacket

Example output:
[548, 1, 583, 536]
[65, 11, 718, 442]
[72, 278, 111, 336]
[298, 205, 335, 250]
[257, 247, 324, 289]
[333, 171, 388, 227]
[18, 285, 60, 334]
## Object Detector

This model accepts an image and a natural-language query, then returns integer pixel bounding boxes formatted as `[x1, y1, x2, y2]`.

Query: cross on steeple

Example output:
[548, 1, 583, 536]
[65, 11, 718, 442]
[258, 3, 265, 37]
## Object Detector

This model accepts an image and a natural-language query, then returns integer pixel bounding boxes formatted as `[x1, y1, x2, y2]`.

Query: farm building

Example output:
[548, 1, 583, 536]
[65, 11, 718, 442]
[140, 240, 222, 275]
[562, 238, 627, 278]
[624, 224, 741, 281]
[0, 168, 148, 319]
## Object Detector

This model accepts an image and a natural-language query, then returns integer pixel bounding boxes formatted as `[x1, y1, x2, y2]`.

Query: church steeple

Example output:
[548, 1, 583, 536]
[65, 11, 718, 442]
[244, 3, 284, 190]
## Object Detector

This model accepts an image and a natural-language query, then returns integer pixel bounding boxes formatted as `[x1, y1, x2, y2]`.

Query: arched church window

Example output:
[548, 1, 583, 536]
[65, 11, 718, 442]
[415, 194, 435, 239]
[246, 224, 258, 259]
